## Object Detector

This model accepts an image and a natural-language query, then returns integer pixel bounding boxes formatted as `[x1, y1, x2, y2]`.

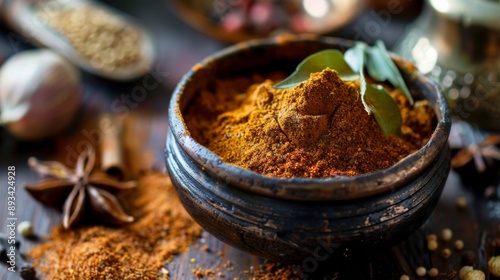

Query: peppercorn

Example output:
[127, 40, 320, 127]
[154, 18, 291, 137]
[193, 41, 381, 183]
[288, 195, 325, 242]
[426, 234, 437, 242]
[0, 234, 37, 280]
[17, 221, 34, 238]
[429, 267, 439, 277]
[0, 233, 9, 262]
[455, 196, 467, 209]
[488, 255, 500, 277]
[461, 251, 476, 266]
[455, 239, 464, 250]
[491, 238, 500, 248]
[441, 228, 453, 241]
[201, 245, 211, 252]
[441, 248, 451, 259]
[428, 240, 439, 251]
[160, 267, 169, 277]
[416, 266, 426, 277]
[19, 267, 37, 280]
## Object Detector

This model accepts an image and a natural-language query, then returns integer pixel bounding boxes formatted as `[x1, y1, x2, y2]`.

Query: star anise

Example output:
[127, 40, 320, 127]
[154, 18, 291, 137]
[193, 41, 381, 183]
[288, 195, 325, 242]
[451, 134, 500, 173]
[25, 145, 137, 229]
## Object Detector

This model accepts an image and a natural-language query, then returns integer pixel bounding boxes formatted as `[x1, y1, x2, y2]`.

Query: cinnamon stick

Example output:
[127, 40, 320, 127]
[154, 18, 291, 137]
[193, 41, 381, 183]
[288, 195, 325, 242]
[100, 114, 126, 180]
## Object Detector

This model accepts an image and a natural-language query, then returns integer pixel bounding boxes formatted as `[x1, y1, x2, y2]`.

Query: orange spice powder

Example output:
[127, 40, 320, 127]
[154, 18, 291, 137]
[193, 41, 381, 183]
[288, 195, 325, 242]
[28, 172, 202, 279]
[184, 68, 436, 178]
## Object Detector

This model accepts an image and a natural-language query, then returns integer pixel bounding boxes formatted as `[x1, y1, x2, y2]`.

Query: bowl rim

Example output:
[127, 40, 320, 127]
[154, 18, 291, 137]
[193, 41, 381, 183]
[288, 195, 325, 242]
[167, 34, 451, 201]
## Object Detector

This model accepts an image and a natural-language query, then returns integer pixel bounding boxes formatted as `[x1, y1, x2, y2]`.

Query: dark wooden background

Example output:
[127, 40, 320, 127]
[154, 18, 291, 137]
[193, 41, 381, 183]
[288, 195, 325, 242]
[2, 0, 500, 279]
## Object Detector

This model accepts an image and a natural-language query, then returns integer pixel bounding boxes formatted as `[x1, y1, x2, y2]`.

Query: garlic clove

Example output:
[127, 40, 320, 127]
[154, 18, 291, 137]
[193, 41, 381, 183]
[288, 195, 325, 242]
[0, 49, 82, 141]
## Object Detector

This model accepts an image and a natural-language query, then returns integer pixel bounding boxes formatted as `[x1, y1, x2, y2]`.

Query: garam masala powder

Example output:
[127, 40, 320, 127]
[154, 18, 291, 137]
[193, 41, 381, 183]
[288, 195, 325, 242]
[184, 68, 436, 178]
[28, 172, 202, 279]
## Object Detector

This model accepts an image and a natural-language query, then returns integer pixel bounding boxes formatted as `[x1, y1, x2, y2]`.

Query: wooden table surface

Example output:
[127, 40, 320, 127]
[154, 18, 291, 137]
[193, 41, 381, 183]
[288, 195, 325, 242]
[2, 1, 500, 279]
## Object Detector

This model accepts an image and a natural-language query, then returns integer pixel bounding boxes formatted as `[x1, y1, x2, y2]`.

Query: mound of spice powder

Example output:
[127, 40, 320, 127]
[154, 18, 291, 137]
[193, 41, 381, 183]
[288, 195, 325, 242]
[184, 68, 436, 178]
[28, 172, 202, 279]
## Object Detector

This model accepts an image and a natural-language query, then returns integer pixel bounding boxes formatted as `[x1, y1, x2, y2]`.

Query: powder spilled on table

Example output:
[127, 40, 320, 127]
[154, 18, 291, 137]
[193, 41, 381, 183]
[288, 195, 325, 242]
[29, 172, 202, 279]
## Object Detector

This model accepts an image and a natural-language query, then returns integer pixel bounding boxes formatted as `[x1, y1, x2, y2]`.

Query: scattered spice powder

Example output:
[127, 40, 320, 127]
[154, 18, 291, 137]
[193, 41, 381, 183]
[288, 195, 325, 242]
[250, 262, 305, 280]
[184, 68, 436, 178]
[28, 172, 202, 279]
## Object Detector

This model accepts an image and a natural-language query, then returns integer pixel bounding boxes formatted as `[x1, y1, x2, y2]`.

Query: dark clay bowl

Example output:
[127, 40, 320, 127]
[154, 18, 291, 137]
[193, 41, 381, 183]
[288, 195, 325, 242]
[165, 35, 451, 263]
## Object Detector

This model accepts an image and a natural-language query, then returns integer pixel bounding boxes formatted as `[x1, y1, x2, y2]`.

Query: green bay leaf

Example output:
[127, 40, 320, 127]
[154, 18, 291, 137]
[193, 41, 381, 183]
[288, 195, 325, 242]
[345, 44, 370, 113]
[274, 43, 405, 138]
[365, 40, 414, 104]
[273, 49, 358, 89]
[364, 84, 402, 137]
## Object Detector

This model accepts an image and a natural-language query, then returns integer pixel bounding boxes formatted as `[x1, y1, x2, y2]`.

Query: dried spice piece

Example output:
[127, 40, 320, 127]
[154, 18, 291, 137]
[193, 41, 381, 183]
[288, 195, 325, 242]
[29, 172, 202, 279]
[100, 114, 127, 180]
[488, 256, 500, 277]
[0, 235, 37, 280]
[461, 251, 476, 266]
[426, 234, 438, 242]
[441, 228, 453, 241]
[427, 234, 438, 251]
[416, 266, 427, 277]
[25, 145, 136, 228]
[463, 270, 485, 280]
[455, 240, 465, 250]
[451, 133, 500, 173]
[428, 240, 438, 251]
[185, 69, 435, 178]
[441, 248, 452, 259]
[491, 238, 500, 249]
[429, 267, 439, 277]
[459, 266, 474, 279]
[17, 221, 34, 238]
[456, 197, 468, 209]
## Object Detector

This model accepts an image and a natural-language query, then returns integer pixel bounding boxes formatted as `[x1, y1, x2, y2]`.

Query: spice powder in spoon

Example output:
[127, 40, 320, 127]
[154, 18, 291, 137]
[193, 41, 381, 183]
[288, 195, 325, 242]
[184, 69, 436, 178]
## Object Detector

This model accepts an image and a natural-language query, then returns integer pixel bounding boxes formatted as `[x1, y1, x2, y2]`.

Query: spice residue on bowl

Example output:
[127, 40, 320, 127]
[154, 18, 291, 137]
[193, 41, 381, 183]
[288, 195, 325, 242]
[184, 68, 436, 178]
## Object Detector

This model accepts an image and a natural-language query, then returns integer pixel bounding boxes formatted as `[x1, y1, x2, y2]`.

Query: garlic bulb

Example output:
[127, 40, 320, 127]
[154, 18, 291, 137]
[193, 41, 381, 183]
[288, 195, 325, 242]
[0, 49, 81, 140]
